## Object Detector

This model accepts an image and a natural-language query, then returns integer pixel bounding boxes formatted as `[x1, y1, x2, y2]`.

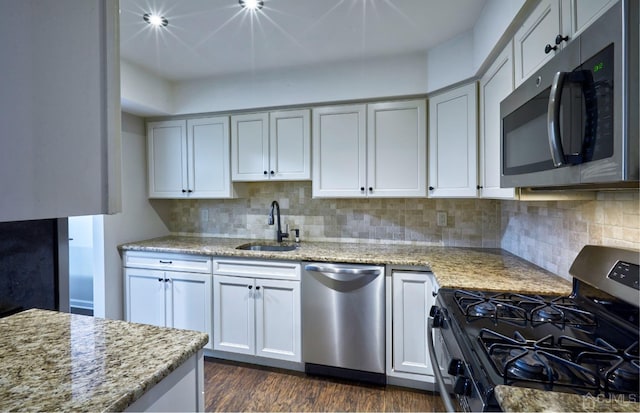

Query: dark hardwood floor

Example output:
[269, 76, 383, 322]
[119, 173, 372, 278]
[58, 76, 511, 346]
[204, 358, 446, 412]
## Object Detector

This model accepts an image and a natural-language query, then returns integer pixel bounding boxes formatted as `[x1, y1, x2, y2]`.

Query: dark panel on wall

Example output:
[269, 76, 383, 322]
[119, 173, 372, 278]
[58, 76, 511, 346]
[0, 219, 58, 312]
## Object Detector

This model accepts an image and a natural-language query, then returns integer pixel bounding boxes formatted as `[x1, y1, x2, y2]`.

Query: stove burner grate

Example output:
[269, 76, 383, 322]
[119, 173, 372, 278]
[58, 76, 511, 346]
[478, 329, 640, 396]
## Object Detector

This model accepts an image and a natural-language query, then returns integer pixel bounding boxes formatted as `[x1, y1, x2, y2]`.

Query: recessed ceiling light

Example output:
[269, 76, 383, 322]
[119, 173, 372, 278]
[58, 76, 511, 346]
[143, 13, 168, 28]
[239, 0, 264, 11]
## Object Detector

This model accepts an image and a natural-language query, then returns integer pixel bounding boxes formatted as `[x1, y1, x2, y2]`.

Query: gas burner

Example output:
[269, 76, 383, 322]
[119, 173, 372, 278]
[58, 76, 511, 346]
[535, 305, 564, 322]
[606, 361, 640, 392]
[511, 294, 598, 328]
[454, 290, 528, 323]
[507, 350, 550, 380]
[472, 302, 497, 317]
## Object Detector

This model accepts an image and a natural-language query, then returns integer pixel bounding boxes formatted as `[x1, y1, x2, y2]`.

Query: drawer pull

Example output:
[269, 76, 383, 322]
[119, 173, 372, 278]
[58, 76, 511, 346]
[159, 260, 173, 264]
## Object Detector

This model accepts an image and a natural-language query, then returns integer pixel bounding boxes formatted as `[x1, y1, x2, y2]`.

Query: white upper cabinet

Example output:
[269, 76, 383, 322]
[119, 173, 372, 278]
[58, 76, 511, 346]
[428, 83, 478, 198]
[270, 110, 311, 181]
[148, 120, 188, 198]
[231, 110, 310, 181]
[312, 104, 367, 198]
[514, 0, 563, 86]
[313, 100, 426, 198]
[187, 117, 233, 198]
[563, 0, 619, 40]
[514, 0, 617, 86]
[231, 113, 270, 181]
[0, 0, 121, 222]
[367, 101, 427, 198]
[479, 43, 517, 199]
[148, 116, 234, 199]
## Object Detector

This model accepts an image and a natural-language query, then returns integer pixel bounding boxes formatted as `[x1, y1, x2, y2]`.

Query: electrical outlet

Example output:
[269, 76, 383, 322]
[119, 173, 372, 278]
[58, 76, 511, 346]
[200, 208, 209, 222]
[436, 211, 447, 227]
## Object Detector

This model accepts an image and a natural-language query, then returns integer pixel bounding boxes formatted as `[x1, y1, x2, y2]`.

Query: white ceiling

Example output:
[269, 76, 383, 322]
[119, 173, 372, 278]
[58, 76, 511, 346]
[119, 0, 488, 82]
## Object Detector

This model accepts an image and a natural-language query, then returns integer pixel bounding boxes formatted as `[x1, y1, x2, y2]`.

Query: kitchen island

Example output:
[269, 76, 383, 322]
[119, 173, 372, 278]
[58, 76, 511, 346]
[119, 235, 572, 295]
[495, 385, 639, 412]
[0, 309, 208, 412]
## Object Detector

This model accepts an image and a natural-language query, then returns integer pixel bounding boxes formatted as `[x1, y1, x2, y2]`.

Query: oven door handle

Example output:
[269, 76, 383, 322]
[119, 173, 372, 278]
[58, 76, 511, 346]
[427, 317, 457, 413]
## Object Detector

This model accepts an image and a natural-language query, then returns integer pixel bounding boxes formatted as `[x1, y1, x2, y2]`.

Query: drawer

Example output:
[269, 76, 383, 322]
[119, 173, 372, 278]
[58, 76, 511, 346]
[213, 258, 300, 280]
[124, 252, 212, 273]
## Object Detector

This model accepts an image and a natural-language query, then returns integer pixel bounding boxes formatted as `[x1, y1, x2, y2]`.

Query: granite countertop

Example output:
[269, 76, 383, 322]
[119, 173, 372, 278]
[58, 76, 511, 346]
[495, 385, 639, 412]
[0, 309, 208, 412]
[119, 236, 572, 295]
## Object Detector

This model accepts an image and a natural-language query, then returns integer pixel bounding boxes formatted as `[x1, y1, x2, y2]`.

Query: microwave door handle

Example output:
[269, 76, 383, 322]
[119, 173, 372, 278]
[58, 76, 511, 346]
[547, 71, 568, 167]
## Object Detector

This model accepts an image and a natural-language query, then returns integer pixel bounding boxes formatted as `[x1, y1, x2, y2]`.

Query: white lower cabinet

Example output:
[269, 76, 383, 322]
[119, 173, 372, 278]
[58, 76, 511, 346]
[387, 270, 437, 381]
[124, 252, 213, 350]
[213, 259, 301, 362]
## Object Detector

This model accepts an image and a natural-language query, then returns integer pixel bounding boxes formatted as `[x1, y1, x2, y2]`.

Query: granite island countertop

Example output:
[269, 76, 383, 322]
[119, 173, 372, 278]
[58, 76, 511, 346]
[0, 309, 208, 412]
[119, 236, 572, 295]
[495, 385, 640, 412]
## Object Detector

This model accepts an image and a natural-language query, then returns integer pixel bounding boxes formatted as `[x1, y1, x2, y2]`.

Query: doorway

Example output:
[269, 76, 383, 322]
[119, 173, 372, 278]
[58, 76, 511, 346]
[68, 216, 95, 315]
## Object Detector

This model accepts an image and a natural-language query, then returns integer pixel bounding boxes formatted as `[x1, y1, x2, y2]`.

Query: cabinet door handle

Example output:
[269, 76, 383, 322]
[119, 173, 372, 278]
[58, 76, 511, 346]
[368, 187, 373, 192]
[263, 171, 268, 175]
[248, 285, 253, 289]
[270, 170, 275, 175]
[360, 187, 365, 192]
[476, 185, 483, 190]
[256, 286, 261, 290]
[555, 34, 569, 45]
[158, 278, 163, 282]
[429, 186, 435, 191]
[544, 43, 557, 54]
[159, 260, 172, 264]
[181, 189, 187, 193]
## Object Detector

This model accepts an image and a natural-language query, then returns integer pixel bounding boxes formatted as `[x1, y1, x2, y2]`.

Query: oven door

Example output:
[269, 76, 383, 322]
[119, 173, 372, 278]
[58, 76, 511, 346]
[428, 305, 486, 412]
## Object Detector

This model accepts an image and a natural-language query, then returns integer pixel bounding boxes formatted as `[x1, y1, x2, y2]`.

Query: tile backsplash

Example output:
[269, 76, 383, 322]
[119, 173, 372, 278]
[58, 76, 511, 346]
[159, 182, 638, 280]
[501, 191, 639, 279]
[163, 181, 501, 247]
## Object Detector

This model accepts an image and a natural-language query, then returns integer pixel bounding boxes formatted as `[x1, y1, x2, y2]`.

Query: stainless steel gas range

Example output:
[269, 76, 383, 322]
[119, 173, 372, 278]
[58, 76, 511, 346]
[428, 245, 639, 412]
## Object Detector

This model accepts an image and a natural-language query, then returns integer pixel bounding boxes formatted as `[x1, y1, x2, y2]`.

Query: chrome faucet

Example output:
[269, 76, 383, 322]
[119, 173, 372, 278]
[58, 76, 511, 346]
[268, 200, 289, 243]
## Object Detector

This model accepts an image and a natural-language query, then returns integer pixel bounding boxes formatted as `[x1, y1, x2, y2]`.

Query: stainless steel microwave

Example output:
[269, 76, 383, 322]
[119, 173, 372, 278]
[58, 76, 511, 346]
[500, 0, 638, 189]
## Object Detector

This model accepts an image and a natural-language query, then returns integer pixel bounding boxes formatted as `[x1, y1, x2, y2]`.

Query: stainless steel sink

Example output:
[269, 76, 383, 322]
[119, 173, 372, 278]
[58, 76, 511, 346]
[236, 243, 297, 252]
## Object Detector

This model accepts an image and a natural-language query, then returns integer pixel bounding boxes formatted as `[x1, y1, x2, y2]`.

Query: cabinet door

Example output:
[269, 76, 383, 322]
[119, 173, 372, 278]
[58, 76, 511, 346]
[255, 279, 301, 362]
[187, 117, 232, 198]
[213, 275, 255, 355]
[125, 268, 167, 327]
[428, 83, 478, 198]
[166, 271, 213, 350]
[0, 0, 121, 222]
[312, 105, 367, 198]
[513, 0, 562, 86]
[392, 271, 435, 376]
[148, 120, 188, 198]
[565, 0, 618, 39]
[269, 110, 311, 181]
[479, 43, 517, 199]
[367, 100, 427, 197]
[231, 113, 269, 181]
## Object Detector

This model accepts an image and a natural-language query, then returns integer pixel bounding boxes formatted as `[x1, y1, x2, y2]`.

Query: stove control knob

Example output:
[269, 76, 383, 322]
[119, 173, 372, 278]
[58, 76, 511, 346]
[429, 306, 444, 328]
[447, 359, 465, 376]
[453, 376, 472, 396]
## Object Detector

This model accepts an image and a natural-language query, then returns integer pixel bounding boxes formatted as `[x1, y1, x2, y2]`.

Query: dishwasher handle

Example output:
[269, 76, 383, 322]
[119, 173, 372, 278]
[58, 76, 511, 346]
[304, 264, 381, 282]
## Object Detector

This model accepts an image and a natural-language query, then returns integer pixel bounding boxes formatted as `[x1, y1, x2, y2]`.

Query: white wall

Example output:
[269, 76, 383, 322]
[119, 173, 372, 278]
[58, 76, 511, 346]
[172, 52, 429, 114]
[94, 112, 170, 319]
[121, 60, 175, 116]
[120, 1, 527, 116]
[473, 0, 526, 70]
[425, 31, 475, 92]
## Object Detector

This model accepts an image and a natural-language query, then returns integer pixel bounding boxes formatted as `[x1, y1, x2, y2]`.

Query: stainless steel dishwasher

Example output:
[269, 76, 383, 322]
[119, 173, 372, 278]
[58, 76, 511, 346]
[302, 262, 385, 384]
